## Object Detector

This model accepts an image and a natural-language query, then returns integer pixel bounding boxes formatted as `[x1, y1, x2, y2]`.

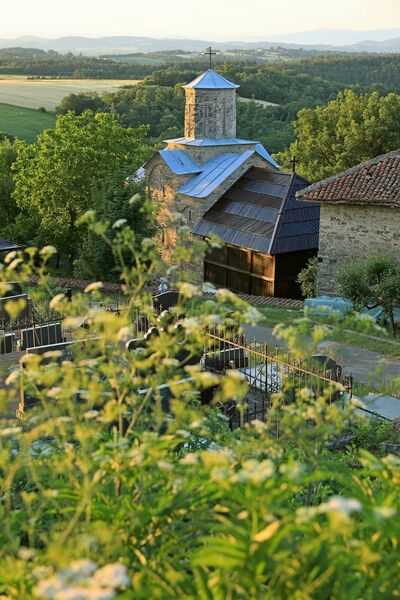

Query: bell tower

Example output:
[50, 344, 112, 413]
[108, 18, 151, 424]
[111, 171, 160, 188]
[183, 69, 239, 140]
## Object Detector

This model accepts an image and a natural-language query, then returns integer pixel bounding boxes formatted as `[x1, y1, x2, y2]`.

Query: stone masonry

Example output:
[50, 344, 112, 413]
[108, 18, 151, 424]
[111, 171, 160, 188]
[184, 88, 236, 139]
[317, 203, 400, 295]
[143, 68, 279, 262]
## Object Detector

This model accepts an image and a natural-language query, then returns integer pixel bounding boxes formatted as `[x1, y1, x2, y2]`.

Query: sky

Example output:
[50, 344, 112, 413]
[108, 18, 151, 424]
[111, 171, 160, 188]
[1, 0, 400, 41]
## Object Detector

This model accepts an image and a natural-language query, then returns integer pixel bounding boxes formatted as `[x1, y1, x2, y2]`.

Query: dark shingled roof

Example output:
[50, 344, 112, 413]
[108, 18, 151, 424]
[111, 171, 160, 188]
[297, 150, 400, 206]
[192, 167, 320, 255]
[0, 238, 24, 253]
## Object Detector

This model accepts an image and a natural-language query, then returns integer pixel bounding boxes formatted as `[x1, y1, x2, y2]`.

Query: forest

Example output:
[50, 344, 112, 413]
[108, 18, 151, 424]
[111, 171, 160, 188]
[53, 53, 400, 155]
[2, 51, 400, 274]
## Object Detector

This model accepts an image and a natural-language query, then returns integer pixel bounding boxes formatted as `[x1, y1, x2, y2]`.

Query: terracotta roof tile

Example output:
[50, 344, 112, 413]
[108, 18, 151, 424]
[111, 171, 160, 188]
[297, 150, 400, 207]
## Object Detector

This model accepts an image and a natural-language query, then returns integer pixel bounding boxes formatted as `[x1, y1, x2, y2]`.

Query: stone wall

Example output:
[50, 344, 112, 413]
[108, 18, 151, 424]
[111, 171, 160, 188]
[317, 203, 400, 295]
[184, 88, 236, 139]
[145, 151, 270, 262]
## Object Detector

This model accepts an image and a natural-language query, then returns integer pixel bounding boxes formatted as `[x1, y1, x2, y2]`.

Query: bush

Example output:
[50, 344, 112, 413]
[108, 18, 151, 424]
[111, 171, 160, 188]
[1, 222, 400, 599]
[297, 256, 318, 298]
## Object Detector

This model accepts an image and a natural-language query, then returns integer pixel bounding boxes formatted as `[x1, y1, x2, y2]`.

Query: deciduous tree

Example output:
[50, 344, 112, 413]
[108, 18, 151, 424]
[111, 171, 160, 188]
[12, 111, 148, 269]
[277, 90, 400, 181]
[338, 255, 400, 336]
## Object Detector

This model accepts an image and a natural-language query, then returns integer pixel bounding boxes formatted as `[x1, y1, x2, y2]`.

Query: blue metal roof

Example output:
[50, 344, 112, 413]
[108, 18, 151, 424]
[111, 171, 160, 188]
[183, 69, 239, 90]
[166, 137, 258, 147]
[177, 151, 254, 199]
[0, 238, 24, 252]
[255, 144, 280, 170]
[159, 149, 201, 175]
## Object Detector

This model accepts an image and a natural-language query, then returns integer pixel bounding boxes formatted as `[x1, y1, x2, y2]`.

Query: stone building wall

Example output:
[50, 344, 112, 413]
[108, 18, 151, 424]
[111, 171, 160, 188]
[145, 152, 269, 262]
[184, 89, 236, 139]
[317, 203, 400, 295]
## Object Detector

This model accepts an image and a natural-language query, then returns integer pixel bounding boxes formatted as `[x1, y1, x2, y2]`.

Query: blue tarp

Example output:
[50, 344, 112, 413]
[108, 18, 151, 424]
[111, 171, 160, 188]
[304, 296, 353, 316]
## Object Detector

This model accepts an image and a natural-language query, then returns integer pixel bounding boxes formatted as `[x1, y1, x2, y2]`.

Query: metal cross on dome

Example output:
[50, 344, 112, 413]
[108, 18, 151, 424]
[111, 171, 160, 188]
[204, 46, 217, 69]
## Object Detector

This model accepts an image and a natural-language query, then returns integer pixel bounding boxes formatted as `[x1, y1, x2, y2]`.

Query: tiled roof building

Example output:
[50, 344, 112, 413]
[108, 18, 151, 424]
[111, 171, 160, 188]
[298, 150, 400, 295]
[299, 151, 400, 207]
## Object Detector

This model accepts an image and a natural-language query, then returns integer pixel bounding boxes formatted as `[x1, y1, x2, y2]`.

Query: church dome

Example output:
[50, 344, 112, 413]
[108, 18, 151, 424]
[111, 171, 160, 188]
[182, 69, 240, 90]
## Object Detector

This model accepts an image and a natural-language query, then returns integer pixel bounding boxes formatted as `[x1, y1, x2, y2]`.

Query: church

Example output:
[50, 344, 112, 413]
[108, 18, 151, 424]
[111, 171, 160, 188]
[143, 66, 320, 298]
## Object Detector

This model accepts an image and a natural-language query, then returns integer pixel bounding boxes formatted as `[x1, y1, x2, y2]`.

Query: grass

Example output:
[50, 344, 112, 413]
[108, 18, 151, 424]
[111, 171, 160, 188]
[334, 330, 400, 359]
[0, 77, 141, 110]
[0, 103, 55, 142]
[258, 307, 400, 358]
[258, 307, 303, 328]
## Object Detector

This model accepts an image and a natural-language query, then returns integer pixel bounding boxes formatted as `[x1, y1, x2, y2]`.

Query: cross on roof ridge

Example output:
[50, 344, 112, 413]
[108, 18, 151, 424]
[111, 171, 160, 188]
[204, 46, 217, 69]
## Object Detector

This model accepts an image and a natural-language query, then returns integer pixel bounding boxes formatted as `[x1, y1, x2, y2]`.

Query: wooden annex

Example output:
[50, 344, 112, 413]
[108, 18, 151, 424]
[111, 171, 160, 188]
[193, 167, 320, 298]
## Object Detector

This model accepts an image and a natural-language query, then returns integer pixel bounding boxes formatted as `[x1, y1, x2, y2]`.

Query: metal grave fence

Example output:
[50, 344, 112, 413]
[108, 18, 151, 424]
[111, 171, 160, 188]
[204, 326, 353, 430]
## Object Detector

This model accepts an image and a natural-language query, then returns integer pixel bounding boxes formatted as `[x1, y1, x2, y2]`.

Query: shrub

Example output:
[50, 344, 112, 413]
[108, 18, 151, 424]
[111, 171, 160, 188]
[297, 256, 318, 298]
[1, 221, 400, 599]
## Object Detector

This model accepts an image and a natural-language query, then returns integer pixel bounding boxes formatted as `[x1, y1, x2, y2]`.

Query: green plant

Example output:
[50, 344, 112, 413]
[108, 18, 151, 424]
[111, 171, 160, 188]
[1, 220, 400, 599]
[338, 254, 400, 337]
[297, 256, 318, 298]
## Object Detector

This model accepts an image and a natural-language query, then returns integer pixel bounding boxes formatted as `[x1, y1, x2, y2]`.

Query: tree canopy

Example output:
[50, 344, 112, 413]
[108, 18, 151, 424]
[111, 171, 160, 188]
[277, 90, 400, 181]
[75, 177, 154, 282]
[338, 254, 400, 336]
[12, 111, 149, 267]
[0, 138, 20, 232]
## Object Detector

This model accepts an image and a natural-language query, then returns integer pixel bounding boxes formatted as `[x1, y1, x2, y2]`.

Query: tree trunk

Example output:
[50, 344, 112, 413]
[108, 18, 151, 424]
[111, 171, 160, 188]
[389, 308, 397, 337]
[68, 208, 76, 273]
[68, 251, 75, 272]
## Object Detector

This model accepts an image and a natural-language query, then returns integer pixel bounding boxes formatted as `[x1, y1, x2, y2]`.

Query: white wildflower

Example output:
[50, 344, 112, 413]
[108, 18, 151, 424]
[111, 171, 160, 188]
[83, 410, 100, 420]
[18, 547, 36, 561]
[0, 426, 22, 437]
[176, 429, 191, 438]
[55, 587, 88, 600]
[5, 370, 19, 386]
[232, 459, 274, 484]
[34, 574, 66, 598]
[47, 387, 63, 399]
[181, 317, 201, 334]
[32, 566, 52, 580]
[40, 245, 57, 257]
[92, 563, 130, 589]
[50, 294, 66, 310]
[4, 251, 17, 264]
[374, 506, 396, 519]
[112, 219, 127, 229]
[67, 559, 98, 580]
[84, 282, 104, 294]
[318, 496, 362, 515]
[180, 453, 199, 465]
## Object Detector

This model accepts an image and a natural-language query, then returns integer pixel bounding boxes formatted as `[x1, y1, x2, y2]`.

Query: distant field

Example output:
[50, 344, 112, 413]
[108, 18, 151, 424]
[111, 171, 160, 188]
[0, 103, 55, 142]
[0, 77, 141, 110]
[238, 96, 279, 107]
